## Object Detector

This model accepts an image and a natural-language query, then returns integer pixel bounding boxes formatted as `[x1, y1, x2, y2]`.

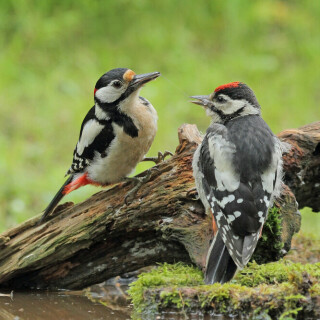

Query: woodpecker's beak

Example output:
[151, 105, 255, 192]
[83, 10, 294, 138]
[130, 72, 161, 90]
[190, 95, 213, 108]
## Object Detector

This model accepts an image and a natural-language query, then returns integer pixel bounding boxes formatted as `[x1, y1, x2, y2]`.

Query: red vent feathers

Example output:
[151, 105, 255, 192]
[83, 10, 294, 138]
[63, 173, 100, 195]
[214, 82, 241, 92]
[94, 88, 98, 95]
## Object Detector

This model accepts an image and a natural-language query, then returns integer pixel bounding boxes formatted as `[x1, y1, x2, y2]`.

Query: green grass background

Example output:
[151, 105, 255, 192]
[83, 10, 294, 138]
[0, 0, 319, 234]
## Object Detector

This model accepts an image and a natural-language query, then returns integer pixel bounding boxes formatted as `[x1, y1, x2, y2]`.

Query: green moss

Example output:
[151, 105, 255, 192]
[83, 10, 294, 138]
[128, 261, 320, 319]
[252, 206, 284, 264]
[127, 263, 203, 313]
[235, 260, 320, 286]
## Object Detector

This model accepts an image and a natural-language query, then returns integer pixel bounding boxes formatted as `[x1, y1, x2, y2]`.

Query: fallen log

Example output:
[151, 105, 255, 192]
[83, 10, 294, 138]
[0, 122, 318, 290]
[279, 121, 320, 211]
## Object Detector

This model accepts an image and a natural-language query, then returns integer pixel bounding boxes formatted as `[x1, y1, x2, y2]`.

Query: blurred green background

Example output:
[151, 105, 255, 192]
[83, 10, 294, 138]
[0, 0, 319, 235]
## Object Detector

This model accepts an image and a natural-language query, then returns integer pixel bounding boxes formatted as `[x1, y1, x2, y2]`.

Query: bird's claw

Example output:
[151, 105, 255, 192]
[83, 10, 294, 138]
[124, 167, 159, 204]
[143, 151, 173, 164]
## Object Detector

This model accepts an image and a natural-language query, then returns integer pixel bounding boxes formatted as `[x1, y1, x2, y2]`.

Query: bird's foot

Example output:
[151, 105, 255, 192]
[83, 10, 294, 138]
[124, 167, 160, 204]
[186, 187, 200, 200]
[143, 151, 173, 164]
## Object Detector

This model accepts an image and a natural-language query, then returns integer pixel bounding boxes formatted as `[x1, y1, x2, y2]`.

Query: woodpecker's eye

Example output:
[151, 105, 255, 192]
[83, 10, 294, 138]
[112, 81, 122, 89]
[216, 96, 226, 103]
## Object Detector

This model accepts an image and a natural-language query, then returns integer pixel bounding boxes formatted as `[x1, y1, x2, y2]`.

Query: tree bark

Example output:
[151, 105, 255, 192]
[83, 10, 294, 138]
[279, 121, 320, 211]
[0, 122, 318, 290]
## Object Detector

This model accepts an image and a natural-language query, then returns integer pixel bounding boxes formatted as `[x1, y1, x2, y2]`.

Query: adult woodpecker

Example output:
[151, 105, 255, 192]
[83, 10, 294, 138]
[41, 68, 161, 223]
[191, 82, 287, 284]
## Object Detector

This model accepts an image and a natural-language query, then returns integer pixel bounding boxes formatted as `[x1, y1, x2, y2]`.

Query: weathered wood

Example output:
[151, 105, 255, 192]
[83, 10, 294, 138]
[279, 121, 320, 211]
[0, 122, 318, 290]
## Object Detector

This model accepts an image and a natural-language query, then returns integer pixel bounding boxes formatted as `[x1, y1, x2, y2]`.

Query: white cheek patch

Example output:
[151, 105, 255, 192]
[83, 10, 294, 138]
[215, 95, 259, 117]
[77, 119, 104, 155]
[95, 85, 126, 103]
[221, 99, 246, 115]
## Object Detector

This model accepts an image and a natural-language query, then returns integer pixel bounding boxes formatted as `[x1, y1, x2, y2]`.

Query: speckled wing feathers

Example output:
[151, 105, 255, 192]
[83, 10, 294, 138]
[198, 118, 279, 268]
[67, 106, 115, 175]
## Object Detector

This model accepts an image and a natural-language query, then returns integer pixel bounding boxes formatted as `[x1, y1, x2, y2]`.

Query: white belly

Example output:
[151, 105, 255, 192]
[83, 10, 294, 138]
[88, 101, 157, 184]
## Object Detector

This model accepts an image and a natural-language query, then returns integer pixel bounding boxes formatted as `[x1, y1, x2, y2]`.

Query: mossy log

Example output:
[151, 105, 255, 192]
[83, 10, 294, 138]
[128, 262, 320, 319]
[0, 122, 318, 290]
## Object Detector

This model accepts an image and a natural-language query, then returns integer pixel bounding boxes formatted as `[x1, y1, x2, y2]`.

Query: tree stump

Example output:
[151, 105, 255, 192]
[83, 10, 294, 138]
[0, 122, 318, 290]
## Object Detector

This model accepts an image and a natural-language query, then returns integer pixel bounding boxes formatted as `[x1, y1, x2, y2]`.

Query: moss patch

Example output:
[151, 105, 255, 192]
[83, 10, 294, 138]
[252, 206, 284, 264]
[128, 261, 320, 319]
[235, 260, 320, 287]
[128, 263, 203, 313]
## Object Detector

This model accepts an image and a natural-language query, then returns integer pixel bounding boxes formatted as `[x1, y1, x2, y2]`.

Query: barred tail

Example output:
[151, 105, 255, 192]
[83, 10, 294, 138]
[39, 176, 73, 224]
[205, 231, 237, 284]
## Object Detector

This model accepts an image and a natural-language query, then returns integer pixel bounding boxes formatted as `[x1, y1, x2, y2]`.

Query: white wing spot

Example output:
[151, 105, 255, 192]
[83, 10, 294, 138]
[218, 194, 235, 208]
[216, 211, 223, 221]
[227, 215, 235, 223]
[264, 196, 270, 207]
[257, 211, 264, 217]
[234, 211, 241, 218]
[237, 198, 243, 203]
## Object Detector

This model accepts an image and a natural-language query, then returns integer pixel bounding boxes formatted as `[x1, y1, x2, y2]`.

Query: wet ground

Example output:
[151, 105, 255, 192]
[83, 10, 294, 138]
[0, 290, 130, 320]
[0, 288, 249, 320]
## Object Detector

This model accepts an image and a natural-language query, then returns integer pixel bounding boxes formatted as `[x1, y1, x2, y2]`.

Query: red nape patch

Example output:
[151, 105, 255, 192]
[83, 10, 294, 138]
[63, 173, 98, 195]
[214, 81, 241, 92]
[94, 88, 98, 95]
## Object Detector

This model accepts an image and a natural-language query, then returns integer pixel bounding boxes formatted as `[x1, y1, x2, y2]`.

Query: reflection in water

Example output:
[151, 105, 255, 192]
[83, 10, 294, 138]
[0, 288, 246, 320]
[0, 285, 281, 320]
[0, 291, 130, 320]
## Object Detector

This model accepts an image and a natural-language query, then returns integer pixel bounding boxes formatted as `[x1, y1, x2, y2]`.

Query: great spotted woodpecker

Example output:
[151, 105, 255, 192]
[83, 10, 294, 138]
[41, 68, 160, 223]
[191, 82, 287, 284]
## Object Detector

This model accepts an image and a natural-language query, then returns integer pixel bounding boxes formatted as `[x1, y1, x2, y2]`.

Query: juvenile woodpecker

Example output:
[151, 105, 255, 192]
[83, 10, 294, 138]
[41, 68, 160, 222]
[191, 82, 287, 284]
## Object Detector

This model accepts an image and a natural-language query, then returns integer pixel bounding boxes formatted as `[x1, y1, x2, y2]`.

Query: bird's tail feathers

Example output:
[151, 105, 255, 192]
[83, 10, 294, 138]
[242, 233, 259, 266]
[205, 231, 237, 284]
[40, 176, 73, 224]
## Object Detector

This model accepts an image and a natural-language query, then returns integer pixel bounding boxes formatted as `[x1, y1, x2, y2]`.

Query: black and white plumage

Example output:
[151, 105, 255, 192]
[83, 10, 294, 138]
[41, 68, 160, 223]
[191, 82, 287, 284]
